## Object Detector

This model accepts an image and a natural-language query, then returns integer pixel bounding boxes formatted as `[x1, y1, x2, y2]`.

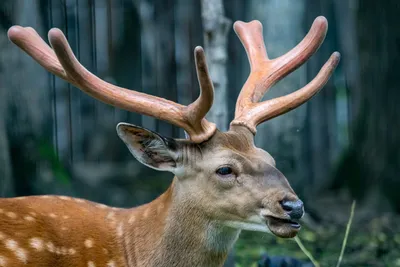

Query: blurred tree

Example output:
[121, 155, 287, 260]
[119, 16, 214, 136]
[175, 0, 204, 139]
[201, 0, 231, 131]
[333, 0, 400, 212]
[132, 0, 158, 133]
[305, 0, 340, 194]
[0, 1, 14, 197]
[1, 0, 54, 197]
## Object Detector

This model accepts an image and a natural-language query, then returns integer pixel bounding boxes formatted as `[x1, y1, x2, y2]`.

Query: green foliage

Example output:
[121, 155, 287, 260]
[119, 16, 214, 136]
[235, 201, 400, 266]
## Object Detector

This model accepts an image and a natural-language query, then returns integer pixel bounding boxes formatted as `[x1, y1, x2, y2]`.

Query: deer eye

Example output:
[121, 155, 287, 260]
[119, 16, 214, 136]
[216, 167, 233, 176]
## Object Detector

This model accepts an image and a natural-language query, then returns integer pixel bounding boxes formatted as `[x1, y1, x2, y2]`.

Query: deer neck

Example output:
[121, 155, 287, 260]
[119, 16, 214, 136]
[122, 178, 240, 267]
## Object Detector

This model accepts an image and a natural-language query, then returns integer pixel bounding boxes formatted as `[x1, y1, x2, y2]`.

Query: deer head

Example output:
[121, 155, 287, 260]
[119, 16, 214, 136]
[6, 15, 339, 266]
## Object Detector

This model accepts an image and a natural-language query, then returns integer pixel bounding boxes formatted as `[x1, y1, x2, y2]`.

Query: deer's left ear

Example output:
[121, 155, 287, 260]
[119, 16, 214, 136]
[116, 123, 182, 173]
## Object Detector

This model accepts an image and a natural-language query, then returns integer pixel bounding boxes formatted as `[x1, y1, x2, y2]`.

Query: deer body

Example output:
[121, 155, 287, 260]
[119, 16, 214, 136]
[0, 187, 233, 267]
[4, 15, 340, 267]
[0, 195, 125, 267]
[0, 129, 250, 267]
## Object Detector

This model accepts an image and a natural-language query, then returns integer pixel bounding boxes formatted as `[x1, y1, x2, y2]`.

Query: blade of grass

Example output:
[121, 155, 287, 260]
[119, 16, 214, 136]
[294, 236, 320, 267]
[336, 200, 356, 267]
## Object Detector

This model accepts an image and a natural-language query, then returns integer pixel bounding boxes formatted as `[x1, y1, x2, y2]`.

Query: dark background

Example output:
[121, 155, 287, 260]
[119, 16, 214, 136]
[0, 0, 399, 266]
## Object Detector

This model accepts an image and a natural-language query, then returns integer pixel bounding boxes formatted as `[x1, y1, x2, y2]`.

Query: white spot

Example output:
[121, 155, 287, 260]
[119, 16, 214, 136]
[49, 213, 57, 218]
[0, 255, 6, 266]
[111, 207, 119, 211]
[46, 242, 55, 253]
[143, 208, 150, 218]
[106, 212, 115, 220]
[68, 248, 76, 255]
[61, 247, 68, 255]
[106, 212, 117, 226]
[96, 204, 108, 209]
[55, 248, 62, 255]
[87, 261, 96, 267]
[128, 215, 136, 224]
[63, 215, 70, 219]
[29, 238, 44, 251]
[24, 215, 35, 221]
[107, 260, 116, 267]
[6, 212, 17, 219]
[29, 212, 37, 216]
[74, 198, 85, 203]
[117, 223, 124, 237]
[15, 248, 28, 263]
[5, 240, 27, 263]
[58, 196, 71, 200]
[61, 227, 68, 231]
[41, 195, 51, 199]
[84, 239, 94, 248]
[5, 239, 18, 250]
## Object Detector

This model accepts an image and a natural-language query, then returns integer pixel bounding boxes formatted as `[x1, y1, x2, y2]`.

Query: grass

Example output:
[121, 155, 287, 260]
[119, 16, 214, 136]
[336, 201, 356, 267]
[234, 200, 400, 267]
[292, 200, 356, 267]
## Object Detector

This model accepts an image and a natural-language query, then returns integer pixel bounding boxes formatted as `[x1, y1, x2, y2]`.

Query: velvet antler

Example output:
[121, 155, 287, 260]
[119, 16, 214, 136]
[231, 16, 340, 133]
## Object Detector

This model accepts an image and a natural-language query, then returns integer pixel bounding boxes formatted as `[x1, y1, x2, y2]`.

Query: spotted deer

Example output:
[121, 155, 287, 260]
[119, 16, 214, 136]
[1, 16, 339, 267]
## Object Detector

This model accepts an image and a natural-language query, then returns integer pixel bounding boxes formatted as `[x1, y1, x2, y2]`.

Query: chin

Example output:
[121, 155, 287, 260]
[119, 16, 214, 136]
[265, 216, 301, 238]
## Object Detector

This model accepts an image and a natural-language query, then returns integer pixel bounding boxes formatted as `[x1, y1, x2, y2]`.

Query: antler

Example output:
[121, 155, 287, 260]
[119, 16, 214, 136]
[231, 16, 341, 133]
[7, 26, 216, 143]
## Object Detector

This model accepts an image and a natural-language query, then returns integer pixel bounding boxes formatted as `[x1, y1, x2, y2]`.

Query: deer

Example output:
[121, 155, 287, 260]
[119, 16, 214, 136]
[0, 16, 339, 267]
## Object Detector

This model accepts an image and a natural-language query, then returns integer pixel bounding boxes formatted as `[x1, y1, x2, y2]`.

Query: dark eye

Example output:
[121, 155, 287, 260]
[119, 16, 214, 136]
[216, 167, 233, 176]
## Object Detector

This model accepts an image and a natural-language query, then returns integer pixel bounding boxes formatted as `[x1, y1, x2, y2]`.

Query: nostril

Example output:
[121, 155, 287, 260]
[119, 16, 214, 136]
[280, 200, 293, 212]
[280, 199, 304, 220]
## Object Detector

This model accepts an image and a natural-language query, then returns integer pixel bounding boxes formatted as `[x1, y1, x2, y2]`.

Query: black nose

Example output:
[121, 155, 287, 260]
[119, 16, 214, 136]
[280, 199, 304, 220]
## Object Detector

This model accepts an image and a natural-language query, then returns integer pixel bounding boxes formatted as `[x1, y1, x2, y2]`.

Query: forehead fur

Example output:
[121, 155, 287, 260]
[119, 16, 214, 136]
[203, 126, 255, 153]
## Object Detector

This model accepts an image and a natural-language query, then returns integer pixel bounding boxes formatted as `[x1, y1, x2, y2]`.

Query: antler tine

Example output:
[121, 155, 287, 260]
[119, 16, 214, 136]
[188, 47, 215, 128]
[9, 26, 216, 143]
[8, 26, 66, 78]
[231, 16, 340, 134]
[233, 20, 269, 70]
[239, 52, 340, 128]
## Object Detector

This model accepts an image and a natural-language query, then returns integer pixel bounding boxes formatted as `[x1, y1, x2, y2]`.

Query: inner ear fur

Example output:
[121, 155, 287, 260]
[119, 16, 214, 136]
[116, 123, 181, 172]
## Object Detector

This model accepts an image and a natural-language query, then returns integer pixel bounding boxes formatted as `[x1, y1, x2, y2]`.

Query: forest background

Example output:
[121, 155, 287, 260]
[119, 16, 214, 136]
[0, 0, 399, 266]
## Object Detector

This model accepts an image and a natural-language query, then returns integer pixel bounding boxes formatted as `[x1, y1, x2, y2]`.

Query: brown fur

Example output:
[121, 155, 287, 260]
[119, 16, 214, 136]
[0, 196, 125, 266]
[0, 126, 300, 267]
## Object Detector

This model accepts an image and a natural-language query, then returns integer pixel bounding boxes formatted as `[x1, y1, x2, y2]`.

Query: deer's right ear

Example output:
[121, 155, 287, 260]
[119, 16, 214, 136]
[116, 123, 181, 173]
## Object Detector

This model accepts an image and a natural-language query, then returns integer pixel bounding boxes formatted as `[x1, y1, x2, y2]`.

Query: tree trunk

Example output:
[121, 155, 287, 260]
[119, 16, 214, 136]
[2, 0, 52, 196]
[305, 0, 340, 194]
[333, 0, 400, 212]
[0, 1, 15, 197]
[154, 0, 179, 138]
[132, 0, 158, 132]
[200, 0, 231, 131]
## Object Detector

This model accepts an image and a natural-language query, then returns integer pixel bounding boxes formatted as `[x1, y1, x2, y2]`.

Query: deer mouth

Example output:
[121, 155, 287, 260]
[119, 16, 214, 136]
[265, 216, 301, 238]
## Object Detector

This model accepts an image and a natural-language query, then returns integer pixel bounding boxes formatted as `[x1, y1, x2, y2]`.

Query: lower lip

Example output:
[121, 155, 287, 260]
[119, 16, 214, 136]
[267, 216, 301, 229]
[290, 222, 301, 229]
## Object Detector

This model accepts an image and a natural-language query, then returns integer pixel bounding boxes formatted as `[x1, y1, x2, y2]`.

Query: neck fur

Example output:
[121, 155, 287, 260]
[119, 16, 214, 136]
[122, 180, 240, 267]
